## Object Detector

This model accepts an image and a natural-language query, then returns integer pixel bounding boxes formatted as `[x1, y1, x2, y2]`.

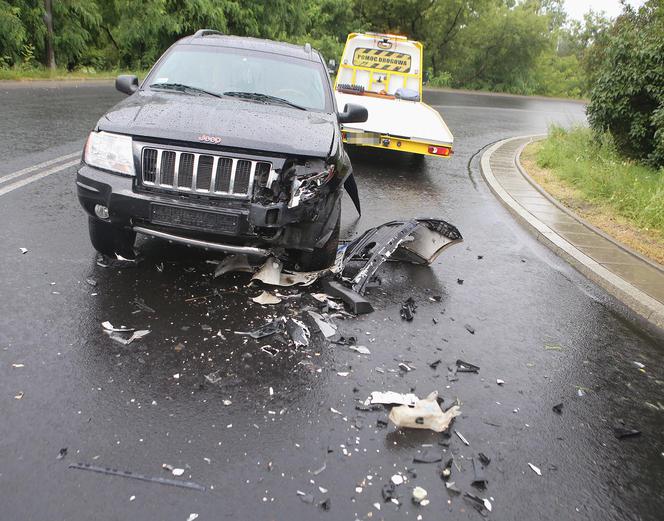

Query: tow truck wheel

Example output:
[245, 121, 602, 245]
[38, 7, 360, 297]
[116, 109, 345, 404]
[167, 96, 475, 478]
[88, 217, 136, 259]
[296, 214, 340, 271]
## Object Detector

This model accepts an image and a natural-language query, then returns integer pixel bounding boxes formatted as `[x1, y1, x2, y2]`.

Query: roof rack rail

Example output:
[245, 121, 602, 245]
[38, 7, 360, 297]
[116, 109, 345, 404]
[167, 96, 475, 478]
[193, 29, 223, 38]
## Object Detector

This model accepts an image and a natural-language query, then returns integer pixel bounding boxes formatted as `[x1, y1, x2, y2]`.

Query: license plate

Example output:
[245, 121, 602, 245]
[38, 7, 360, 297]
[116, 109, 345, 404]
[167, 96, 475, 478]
[345, 131, 381, 145]
[151, 204, 238, 233]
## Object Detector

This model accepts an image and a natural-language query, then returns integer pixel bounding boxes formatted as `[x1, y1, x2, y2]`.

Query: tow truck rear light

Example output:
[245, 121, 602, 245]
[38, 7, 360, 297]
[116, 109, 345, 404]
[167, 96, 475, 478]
[428, 145, 452, 156]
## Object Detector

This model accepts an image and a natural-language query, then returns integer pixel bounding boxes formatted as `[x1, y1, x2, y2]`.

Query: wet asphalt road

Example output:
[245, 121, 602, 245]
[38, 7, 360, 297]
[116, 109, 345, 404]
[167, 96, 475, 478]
[1, 81, 663, 521]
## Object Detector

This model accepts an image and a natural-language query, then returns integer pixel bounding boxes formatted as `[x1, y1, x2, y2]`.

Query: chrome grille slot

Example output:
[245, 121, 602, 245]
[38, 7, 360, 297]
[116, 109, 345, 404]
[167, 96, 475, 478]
[196, 155, 214, 190]
[160, 151, 176, 186]
[142, 149, 158, 183]
[234, 160, 252, 194]
[215, 157, 233, 192]
[178, 153, 194, 189]
[141, 146, 271, 199]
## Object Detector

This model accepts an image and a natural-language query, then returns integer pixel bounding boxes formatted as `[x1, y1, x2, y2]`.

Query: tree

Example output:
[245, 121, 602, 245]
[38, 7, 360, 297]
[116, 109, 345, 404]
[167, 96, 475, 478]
[43, 0, 55, 69]
[587, 0, 664, 167]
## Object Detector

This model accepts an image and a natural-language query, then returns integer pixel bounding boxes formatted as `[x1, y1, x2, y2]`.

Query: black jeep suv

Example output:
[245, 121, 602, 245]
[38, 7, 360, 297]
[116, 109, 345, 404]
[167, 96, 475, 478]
[76, 30, 367, 269]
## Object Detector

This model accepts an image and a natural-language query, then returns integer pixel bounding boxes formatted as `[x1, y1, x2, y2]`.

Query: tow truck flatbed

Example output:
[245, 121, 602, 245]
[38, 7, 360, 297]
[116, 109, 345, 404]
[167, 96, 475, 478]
[334, 32, 453, 157]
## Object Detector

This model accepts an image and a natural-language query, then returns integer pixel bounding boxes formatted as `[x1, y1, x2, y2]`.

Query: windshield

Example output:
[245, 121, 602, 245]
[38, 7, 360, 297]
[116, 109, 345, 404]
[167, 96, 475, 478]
[145, 45, 330, 111]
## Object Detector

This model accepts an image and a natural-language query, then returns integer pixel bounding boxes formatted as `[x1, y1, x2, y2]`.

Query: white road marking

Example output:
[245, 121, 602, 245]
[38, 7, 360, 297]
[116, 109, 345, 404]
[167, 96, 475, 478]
[0, 159, 80, 197]
[0, 152, 80, 185]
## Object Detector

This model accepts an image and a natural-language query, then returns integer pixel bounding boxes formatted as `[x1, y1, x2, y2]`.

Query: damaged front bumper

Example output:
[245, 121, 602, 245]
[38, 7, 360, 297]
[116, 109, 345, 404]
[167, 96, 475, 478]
[76, 164, 339, 253]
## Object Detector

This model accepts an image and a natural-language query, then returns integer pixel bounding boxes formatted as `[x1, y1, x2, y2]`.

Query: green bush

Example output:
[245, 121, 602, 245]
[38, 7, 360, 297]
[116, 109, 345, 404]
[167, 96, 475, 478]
[538, 126, 664, 236]
[586, 0, 664, 168]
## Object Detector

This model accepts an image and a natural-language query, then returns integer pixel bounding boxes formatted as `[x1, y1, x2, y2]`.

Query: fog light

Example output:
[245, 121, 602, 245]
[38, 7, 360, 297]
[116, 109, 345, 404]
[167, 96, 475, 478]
[94, 204, 109, 219]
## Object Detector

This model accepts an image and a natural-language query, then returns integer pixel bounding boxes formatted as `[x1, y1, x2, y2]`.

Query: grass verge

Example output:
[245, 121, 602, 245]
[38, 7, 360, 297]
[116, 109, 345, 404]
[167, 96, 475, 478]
[0, 67, 147, 81]
[521, 126, 664, 265]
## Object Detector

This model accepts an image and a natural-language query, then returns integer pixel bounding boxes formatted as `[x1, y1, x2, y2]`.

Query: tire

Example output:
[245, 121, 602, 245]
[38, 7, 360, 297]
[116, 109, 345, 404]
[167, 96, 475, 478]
[296, 213, 340, 271]
[88, 217, 136, 259]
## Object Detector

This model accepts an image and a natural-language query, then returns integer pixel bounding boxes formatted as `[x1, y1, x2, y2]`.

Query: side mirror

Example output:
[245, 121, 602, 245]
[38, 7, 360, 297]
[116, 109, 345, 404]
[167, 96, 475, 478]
[338, 103, 368, 124]
[327, 58, 337, 74]
[116, 74, 139, 95]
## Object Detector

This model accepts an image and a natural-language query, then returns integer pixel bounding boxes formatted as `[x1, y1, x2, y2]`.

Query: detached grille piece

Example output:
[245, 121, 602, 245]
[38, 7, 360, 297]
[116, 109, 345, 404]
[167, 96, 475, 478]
[141, 147, 271, 198]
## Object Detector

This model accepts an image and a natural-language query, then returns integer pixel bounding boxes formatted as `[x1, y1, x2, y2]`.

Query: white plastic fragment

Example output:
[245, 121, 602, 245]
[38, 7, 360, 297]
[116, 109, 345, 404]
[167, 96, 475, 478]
[389, 391, 461, 432]
[365, 391, 419, 407]
[172, 468, 185, 476]
[101, 321, 134, 332]
[19, 247, 28, 254]
[252, 291, 282, 305]
[528, 463, 542, 476]
[12, 363, 25, 368]
[412, 486, 428, 503]
[186, 514, 198, 521]
[633, 361, 645, 369]
[307, 310, 337, 338]
[373, 502, 381, 510]
[496, 379, 505, 385]
[348, 345, 371, 355]
[455, 430, 470, 446]
[484, 498, 492, 511]
[391, 474, 404, 485]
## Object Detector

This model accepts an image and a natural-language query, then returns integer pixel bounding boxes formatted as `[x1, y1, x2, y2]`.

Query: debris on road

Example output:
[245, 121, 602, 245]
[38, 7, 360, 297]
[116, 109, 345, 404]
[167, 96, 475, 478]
[412, 486, 428, 505]
[236, 317, 286, 339]
[413, 450, 442, 464]
[496, 378, 505, 385]
[252, 291, 282, 305]
[85, 278, 97, 287]
[440, 458, 454, 480]
[19, 247, 28, 254]
[57, 448, 68, 460]
[389, 391, 461, 432]
[365, 391, 419, 407]
[186, 514, 199, 521]
[478, 453, 491, 466]
[204, 371, 223, 385]
[348, 345, 371, 355]
[214, 254, 253, 277]
[400, 297, 417, 321]
[552, 403, 563, 414]
[306, 310, 337, 338]
[69, 462, 205, 491]
[464, 324, 475, 334]
[285, 318, 310, 347]
[455, 430, 470, 446]
[464, 492, 492, 513]
[614, 426, 641, 439]
[456, 359, 480, 373]
[101, 321, 134, 333]
[528, 463, 542, 476]
[471, 457, 488, 488]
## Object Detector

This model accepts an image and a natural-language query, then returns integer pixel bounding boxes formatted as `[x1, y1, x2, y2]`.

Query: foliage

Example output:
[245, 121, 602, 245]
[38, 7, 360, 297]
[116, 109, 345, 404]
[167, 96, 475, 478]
[538, 126, 664, 236]
[586, 0, 664, 168]
[0, 0, 636, 104]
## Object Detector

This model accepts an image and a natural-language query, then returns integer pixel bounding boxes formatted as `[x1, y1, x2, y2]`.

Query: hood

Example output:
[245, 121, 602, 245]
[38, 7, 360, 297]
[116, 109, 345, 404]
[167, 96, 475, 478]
[97, 90, 337, 157]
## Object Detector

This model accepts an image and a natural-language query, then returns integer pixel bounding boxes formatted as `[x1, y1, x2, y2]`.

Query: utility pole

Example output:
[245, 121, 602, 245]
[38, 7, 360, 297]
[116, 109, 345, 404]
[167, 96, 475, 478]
[43, 0, 56, 70]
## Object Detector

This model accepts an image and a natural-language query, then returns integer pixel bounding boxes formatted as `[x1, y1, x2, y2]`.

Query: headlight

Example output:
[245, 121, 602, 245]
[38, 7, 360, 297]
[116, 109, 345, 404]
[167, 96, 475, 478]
[84, 131, 135, 176]
[288, 164, 335, 208]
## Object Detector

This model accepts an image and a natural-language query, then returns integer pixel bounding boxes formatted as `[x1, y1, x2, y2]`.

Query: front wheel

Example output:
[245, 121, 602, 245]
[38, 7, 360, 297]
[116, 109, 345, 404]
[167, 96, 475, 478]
[88, 217, 136, 259]
[296, 214, 340, 271]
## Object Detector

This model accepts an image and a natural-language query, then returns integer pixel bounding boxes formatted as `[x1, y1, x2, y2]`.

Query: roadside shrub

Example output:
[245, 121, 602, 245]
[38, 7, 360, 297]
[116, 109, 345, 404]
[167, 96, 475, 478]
[428, 71, 452, 88]
[586, 0, 664, 168]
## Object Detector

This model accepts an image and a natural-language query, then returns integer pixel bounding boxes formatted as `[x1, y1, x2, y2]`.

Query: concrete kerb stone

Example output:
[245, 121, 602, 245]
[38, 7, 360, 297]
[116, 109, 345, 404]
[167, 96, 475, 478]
[480, 135, 664, 330]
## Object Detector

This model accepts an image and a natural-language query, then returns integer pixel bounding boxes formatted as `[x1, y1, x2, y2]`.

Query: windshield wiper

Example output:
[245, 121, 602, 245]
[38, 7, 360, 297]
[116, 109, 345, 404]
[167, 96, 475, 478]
[223, 91, 307, 110]
[149, 82, 224, 99]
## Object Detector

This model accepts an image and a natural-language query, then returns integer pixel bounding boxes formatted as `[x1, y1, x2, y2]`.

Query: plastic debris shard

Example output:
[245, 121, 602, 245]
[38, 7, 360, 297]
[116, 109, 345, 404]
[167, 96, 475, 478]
[348, 345, 371, 355]
[614, 426, 641, 439]
[365, 391, 419, 407]
[285, 318, 310, 347]
[400, 297, 417, 321]
[306, 310, 337, 338]
[528, 463, 542, 476]
[412, 486, 428, 504]
[236, 317, 286, 339]
[19, 247, 28, 254]
[213, 253, 253, 277]
[69, 462, 205, 491]
[456, 359, 480, 373]
[101, 321, 134, 333]
[471, 457, 488, 488]
[455, 430, 470, 446]
[252, 291, 282, 305]
[552, 403, 563, 414]
[440, 458, 453, 480]
[389, 391, 461, 432]
[413, 450, 442, 464]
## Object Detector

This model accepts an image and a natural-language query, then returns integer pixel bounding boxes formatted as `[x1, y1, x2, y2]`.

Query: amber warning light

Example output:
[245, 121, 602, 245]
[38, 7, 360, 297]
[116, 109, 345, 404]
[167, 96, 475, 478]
[428, 146, 452, 156]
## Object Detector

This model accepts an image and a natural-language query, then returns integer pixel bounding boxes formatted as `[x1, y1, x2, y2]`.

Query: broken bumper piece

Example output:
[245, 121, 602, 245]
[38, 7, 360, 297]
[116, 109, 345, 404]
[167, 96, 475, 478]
[339, 217, 462, 293]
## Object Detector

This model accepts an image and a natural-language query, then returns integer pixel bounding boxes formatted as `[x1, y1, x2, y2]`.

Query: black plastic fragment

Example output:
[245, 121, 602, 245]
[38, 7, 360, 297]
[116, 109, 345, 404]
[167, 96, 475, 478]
[382, 483, 397, 501]
[614, 427, 641, 439]
[464, 492, 488, 514]
[471, 457, 488, 488]
[319, 497, 331, 510]
[68, 462, 206, 491]
[322, 280, 374, 314]
[429, 359, 442, 369]
[298, 493, 314, 504]
[478, 452, 491, 466]
[464, 324, 475, 334]
[57, 448, 68, 460]
[377, 418, 389, 428]
[400, 297, 417, 321]
[456, 359, 480, 373]
[553, 403, 563, 414]
[413, 450, 442, 464]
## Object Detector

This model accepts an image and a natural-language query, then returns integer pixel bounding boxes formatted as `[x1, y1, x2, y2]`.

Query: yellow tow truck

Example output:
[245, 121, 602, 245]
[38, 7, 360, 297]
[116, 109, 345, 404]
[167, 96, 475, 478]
[334, 32, 453, 157]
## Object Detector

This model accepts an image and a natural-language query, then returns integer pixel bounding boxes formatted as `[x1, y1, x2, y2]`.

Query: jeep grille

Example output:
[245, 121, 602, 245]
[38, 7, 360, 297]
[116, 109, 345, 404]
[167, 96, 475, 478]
[141, 147, 271, 199]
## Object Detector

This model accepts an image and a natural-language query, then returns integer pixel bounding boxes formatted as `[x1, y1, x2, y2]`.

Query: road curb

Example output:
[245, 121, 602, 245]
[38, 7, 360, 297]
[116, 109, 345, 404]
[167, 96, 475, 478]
[480, 135, 664, 330]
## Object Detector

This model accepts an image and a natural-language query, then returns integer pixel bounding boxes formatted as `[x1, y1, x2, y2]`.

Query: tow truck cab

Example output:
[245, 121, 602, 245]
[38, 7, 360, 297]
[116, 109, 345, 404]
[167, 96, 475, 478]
[334, 32, 454, 157]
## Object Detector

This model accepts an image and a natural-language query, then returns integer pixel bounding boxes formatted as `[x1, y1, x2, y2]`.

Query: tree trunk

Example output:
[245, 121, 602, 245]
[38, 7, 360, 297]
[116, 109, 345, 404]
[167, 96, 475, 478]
[43, 0, 56, 70]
